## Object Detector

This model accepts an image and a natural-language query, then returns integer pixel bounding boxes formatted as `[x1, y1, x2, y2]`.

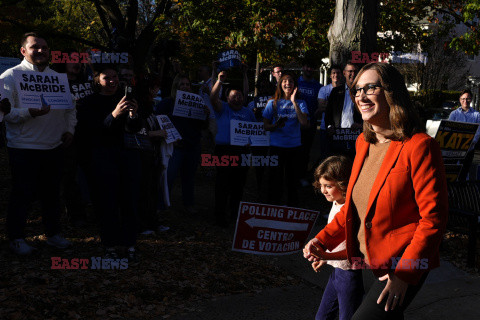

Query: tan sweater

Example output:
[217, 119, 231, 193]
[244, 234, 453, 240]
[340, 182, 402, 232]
[352, 141, 390, 265]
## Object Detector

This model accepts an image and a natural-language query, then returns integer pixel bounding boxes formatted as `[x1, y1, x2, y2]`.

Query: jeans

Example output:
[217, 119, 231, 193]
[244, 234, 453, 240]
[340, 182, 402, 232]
[138, 151, 160, 231]
[267, 146, 301, 206]
[7, 147, 64, 240]
[91, 146, 140, 247]
[167, 144, 201, 207]
[316, 268, 364, 320]
[214, 145, 249, 222]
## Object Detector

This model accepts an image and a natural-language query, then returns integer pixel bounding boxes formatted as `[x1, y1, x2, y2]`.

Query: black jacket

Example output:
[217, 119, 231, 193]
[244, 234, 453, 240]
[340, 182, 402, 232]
[325, 85, 363, 129]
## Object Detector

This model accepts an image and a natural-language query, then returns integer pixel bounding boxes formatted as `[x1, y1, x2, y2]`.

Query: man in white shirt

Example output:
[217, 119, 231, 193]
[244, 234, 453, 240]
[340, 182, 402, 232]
[1, 32, 76, 255]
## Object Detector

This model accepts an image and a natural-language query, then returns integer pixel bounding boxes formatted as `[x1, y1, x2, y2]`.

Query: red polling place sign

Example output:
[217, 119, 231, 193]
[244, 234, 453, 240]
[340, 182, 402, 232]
[232, 202, 319, 255]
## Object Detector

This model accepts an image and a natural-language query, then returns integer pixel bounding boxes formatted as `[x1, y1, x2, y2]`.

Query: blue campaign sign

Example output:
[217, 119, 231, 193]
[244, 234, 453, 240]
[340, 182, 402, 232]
[217, 50, 241, 71]
[0, 57, 21, 75]
[254, 96, 271, 112]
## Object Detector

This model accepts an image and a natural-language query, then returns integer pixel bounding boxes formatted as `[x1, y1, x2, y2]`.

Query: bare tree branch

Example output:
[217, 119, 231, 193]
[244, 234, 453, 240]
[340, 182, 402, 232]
[96, 0, 125, 32]
[126, 0, 138, 40]
[92, 0, 112, 36]
[436, 7, 473, 29]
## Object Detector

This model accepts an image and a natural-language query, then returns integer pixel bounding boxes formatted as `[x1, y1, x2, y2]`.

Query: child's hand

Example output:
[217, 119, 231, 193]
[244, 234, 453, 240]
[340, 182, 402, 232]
[312, 260, 327, 272]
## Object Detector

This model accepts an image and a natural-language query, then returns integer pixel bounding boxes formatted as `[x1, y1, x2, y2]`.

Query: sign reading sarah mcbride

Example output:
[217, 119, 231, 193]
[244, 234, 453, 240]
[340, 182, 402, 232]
[13, 70, 73, 109]
[217, 49, 241, 71]
[172, 90, 207, 120]
[156, 115, 182, 144]
[232, 202, 319, 255]
[230, 120, 270, 146]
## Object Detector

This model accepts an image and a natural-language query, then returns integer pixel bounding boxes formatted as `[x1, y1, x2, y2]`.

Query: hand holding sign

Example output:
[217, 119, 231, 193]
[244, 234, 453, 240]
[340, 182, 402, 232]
[218, 70, 227, 83]
[29, 104, 50, 118]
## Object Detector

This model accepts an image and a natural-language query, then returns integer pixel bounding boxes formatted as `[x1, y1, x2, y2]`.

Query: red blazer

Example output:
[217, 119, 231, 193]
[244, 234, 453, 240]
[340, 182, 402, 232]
[315, 133, 448, 284]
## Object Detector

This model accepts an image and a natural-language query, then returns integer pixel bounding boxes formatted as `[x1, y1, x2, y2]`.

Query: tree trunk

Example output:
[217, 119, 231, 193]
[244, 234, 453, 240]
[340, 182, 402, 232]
[328, 0, 378, 67]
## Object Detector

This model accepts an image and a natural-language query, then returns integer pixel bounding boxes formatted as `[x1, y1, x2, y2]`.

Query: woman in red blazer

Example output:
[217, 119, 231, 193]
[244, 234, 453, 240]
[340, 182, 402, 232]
[304, 62, 448, 319]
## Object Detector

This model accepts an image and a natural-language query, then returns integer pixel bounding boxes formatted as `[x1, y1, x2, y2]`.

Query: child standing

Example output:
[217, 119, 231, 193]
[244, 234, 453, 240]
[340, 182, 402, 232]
[310, 156, 364, 320]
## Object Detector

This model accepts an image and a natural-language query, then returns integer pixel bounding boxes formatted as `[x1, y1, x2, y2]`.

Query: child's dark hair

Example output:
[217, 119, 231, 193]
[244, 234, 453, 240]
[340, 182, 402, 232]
[312, 156, 353, 193]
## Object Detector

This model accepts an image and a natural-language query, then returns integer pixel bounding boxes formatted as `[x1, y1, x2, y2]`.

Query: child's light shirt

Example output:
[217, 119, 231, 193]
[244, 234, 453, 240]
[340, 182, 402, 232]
[326, 201, 353, 270]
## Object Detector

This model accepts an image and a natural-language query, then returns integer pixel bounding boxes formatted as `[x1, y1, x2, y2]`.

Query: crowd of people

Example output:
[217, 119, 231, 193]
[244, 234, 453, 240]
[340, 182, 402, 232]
[0, 31, 478, 319]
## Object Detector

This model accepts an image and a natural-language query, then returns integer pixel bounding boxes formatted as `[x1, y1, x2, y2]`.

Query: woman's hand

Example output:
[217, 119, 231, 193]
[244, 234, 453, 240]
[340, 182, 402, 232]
[148, 129, 167, 140]
[303, 238, 321, 262]
[377, 273, 409, 312]
[112, 96, 129, 118]
[218, 70, 227, 83]
[112, 97, 138, 118]
[290, 87, 298, 104]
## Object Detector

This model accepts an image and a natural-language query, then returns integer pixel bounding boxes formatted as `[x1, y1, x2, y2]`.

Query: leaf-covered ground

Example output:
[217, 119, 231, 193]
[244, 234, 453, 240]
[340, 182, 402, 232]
[0, 145, 479, 319]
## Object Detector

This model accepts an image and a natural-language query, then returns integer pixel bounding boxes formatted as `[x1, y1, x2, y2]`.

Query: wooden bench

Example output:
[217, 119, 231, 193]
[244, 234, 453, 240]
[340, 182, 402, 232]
[447, 181, 480, 267]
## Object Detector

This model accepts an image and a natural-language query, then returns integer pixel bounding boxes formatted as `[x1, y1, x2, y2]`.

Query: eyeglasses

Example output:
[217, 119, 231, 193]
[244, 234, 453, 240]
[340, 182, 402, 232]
[460, 98, 472, 101]
[352, 84, 383, 97]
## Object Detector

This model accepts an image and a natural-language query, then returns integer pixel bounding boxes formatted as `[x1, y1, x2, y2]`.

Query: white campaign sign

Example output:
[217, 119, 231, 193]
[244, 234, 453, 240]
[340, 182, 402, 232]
[172, 90, 207, 120]
[156, 115, 182, 144]
[13, 70, 73, 109]
[230, 120, 270, 146]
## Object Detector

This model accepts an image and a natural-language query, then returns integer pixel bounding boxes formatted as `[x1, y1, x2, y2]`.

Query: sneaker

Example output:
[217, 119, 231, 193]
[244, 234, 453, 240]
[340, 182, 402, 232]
[46, 234, 72, 249]
[9, 239, 35, 255]
[140, 230, 156, 235]
[104, 248, 119, 259]
[156, 225, 170, 233]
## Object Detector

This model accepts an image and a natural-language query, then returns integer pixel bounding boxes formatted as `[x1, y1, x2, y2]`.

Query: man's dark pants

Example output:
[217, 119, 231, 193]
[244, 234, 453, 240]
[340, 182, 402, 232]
[7, 146, 64, 240]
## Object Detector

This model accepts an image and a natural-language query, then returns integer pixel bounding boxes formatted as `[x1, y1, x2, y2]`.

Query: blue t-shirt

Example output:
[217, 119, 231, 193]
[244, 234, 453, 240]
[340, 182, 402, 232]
[262, 99, 309, 148]
[215, 101, 256, 145]
[298, 76, 322, 118]
[317, 83, 333, 101]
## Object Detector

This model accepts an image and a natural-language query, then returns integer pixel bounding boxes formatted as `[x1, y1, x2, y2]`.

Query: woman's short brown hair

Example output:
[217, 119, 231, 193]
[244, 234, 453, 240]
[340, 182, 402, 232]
[350, 63, 425, 143]
[312, 156, 353, 194]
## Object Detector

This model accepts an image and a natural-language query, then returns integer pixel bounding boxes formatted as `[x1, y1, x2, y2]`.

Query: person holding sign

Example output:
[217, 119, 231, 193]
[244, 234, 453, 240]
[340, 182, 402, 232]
[304, 63, 448, 319]
[325, 62, 363, 159]
[0, 32, 76, 255]
[76, 66, 141, 261]
[155, 74, 209, 215]
[131, 74, 170, 235]
[448, 89, 480, 180]
[263, 73, 309, 206]
[211, 68, 255, 227]
[247, 71, 274, 194]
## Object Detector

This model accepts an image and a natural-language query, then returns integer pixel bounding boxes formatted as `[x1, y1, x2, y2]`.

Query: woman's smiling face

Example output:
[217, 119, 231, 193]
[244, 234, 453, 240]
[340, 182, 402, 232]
[281, 75, 295, 96]
[354, 69, 390, 128]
